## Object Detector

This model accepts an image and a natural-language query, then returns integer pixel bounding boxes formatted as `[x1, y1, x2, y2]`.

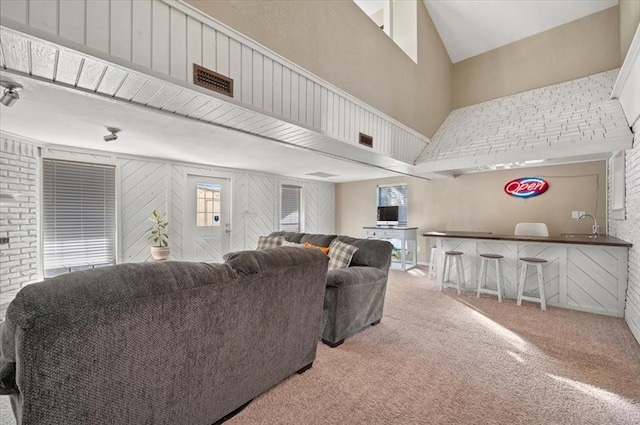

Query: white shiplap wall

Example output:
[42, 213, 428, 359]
[609, 25, 640, 344]
[0, 0, 428, 165]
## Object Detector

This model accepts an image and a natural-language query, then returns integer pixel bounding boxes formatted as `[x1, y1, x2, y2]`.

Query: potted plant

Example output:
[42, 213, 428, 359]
[148, 209, 170, 261]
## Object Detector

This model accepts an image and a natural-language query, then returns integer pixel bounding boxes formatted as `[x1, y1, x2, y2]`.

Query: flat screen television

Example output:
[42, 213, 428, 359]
[377, 206, 399, 226]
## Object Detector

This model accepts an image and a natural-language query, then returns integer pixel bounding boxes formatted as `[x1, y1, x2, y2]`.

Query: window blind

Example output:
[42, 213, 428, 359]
[377, 184, 408, 225]
[43, 159, 116, 276]
[280, 185, 302, 232]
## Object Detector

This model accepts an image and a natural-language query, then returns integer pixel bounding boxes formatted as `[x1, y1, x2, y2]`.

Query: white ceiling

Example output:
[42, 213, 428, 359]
[0, 72, 399, 183]
[424, 0, 619, 63]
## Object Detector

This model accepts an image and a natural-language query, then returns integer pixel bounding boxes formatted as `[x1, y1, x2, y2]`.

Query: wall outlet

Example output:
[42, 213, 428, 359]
[572, 211, 586, 219]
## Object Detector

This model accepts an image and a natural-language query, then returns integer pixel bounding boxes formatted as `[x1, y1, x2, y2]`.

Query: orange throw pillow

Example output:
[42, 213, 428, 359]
[304, 242, 330, 255]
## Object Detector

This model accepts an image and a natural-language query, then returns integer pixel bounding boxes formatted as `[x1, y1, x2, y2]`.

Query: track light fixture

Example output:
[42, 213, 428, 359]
[104, 127, 120, 142]
[0, 80, 23, 107]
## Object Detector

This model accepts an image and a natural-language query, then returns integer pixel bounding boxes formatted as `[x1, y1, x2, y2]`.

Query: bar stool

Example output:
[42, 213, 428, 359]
[517, 257, 548, 311]
[428, 246, 438, 278]
[441, 251, 465, 295]
[477, 253, 504, 302]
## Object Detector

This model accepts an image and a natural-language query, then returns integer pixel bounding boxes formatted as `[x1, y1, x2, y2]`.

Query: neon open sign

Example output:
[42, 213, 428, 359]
[504, 177, 549, 199]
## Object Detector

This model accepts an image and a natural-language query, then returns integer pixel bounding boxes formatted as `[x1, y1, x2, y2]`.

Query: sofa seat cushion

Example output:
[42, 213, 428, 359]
[326, 266, 386, 288]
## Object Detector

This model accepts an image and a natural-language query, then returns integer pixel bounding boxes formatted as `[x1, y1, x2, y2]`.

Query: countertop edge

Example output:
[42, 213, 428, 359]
[422, 232, 633, 248]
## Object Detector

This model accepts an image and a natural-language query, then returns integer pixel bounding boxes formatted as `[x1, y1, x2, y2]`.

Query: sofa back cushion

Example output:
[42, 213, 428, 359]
[300, 233, 337, 247]
[225, 246, 328, 276]
[268, 231, 305, 244]
[335, 236, 394, 272]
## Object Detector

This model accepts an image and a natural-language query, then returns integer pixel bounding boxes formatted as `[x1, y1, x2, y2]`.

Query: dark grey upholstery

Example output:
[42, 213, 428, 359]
[268, 232, 393, 347]
[0, 248, 328, 425]
[299, 233, 337, 247]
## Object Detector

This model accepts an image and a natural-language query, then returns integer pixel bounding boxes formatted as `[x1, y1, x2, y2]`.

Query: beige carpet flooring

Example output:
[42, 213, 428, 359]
[1, 267, 639, 424]
[231, 267, 640, 425]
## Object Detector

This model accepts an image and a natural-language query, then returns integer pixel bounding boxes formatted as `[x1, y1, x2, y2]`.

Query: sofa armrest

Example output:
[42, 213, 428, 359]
[0, 319, 18, 395]
[326, 266, 386, 288]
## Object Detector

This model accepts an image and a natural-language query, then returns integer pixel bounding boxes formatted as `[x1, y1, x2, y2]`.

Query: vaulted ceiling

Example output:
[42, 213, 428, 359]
[424, 0, 618, 63]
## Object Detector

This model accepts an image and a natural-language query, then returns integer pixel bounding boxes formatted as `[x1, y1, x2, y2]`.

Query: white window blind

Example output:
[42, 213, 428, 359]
[377, 184, 408, 225]
[280, 185, 302, 232]
[43, 159, 116, 277]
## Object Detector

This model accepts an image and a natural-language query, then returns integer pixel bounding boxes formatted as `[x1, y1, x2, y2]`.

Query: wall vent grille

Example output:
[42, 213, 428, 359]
[359, 133, 373, 148]
[193, 64, 234, 97]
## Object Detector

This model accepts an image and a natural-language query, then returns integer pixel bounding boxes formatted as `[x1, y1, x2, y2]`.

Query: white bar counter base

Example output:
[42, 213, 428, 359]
[364, 227, 418, 271]
[424, 231, 632, 318]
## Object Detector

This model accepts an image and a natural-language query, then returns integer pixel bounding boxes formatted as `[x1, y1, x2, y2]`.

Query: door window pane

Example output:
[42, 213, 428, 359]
[197, 183, 221, 227]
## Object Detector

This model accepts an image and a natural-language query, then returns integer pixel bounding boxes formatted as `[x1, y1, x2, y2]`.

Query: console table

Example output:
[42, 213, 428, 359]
[363, 226, 418, 271]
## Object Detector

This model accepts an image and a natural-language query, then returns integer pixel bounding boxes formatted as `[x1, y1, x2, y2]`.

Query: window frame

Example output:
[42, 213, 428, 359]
[376, 183, 408, 226]
[40, 153, 120, 278]
[280, 184, 304, 233]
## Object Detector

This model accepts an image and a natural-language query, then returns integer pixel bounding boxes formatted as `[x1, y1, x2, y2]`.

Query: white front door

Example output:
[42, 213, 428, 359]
[184, 175, 231, 262]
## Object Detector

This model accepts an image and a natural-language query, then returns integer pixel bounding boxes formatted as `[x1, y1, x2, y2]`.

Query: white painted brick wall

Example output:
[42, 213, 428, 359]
[0, 136, 39, 316]
[418, 70, 630, 165]
[608, 124, 640, 345]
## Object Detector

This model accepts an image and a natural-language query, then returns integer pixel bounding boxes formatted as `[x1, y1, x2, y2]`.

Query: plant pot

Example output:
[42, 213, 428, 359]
[150, 246, 171, 261]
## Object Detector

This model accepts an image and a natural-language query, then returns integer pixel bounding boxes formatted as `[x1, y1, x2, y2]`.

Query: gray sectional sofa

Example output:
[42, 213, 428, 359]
[269, 232, 394, 347]
[0, 248, 328, 425]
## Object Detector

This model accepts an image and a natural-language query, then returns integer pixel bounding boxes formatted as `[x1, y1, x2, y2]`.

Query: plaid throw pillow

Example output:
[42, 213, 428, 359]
[328, 239, 359, 270]
[257, 235, 285, 250]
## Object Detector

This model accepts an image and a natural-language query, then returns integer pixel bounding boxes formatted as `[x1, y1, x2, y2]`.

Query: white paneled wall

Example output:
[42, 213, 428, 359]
[0, 0, 428, 165]
[17, 136, 335, 265]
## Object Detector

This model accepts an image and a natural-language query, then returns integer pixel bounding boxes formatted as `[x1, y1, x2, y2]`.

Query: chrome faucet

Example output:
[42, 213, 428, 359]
[578, 214, 600, 237]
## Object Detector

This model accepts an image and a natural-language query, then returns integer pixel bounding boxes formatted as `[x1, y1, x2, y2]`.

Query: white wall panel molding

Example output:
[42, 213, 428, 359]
[0, 0, 429, 171]
[612, 23, 640, 128]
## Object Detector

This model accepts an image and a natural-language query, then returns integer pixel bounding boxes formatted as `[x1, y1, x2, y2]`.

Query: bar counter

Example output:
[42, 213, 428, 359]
[423, 231, 632, 317]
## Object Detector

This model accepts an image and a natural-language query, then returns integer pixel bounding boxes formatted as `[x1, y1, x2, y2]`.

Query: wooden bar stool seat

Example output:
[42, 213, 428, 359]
[441, 251, 465, 295]
[517, 257, 548, 310]
[477, 253, 504, 302]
